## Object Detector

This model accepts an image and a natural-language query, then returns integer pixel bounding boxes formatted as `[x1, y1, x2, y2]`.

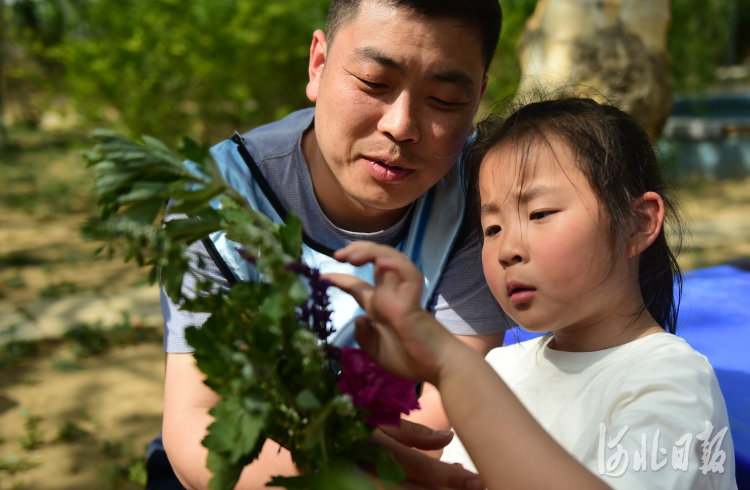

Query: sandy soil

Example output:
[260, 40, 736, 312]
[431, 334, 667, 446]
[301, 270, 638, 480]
[0, 342, 165, 490]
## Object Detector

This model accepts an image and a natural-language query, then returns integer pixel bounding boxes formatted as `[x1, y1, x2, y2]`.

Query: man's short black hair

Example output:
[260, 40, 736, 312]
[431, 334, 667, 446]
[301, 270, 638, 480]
[326, 0, 503, 72]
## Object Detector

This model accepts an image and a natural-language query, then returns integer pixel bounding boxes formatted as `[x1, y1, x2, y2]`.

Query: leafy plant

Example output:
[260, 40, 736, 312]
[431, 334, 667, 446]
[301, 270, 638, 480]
[0, 454, 40, 475]
[127, 459, 148, 486]
[38, 281, 77, 299]
[4, 274, 25, 290]
[82, 130, 418, 490]
[16, 412, 43, 451]
[58, 421, 87, 442]
[0, 340, 37, 371]
[51, 357, 84, 372]
[101, 440, 128, 458]
[63, 322, 109, 358]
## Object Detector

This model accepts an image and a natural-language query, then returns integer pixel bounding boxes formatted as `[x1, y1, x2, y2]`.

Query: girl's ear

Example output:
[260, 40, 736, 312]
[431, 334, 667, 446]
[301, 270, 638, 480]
[628, 191, 665, 258]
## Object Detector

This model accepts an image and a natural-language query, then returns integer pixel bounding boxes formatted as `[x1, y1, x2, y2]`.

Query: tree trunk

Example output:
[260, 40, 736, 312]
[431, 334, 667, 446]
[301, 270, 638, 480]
[0, 0, 8, 148]
[517, 0, 672, 137]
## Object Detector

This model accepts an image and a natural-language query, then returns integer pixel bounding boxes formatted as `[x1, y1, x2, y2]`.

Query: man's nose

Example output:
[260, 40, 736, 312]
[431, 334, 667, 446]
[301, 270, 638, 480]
[377, 91, 420, 144]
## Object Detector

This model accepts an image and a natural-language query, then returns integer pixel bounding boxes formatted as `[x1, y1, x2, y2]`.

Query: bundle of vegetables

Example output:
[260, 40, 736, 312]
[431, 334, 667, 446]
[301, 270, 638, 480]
[81, 130, 420, 490]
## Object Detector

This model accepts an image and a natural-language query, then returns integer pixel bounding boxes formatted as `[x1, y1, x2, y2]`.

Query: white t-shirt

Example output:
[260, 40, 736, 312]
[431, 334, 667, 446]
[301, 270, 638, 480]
[440, 333, 738, 489]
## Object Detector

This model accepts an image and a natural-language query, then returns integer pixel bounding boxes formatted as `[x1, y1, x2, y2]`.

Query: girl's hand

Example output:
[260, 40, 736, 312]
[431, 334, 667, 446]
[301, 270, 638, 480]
[325, 241, 459, 385]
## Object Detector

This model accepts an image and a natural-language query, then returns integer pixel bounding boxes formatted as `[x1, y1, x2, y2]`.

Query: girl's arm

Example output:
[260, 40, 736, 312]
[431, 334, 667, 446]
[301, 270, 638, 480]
[327, 242, 612, 490]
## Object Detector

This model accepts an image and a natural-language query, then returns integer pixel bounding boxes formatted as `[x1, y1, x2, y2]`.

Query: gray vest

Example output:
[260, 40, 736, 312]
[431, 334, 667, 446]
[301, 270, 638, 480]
[205, 134, 465, 346]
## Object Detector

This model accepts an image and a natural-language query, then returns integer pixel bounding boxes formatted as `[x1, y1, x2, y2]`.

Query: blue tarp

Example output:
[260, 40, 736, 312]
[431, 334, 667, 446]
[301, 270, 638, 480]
[503, 265, 750, 487]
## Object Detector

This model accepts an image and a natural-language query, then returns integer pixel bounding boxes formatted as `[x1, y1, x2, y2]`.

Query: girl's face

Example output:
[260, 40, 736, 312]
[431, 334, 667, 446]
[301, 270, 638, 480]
[479, 137, 632, 337]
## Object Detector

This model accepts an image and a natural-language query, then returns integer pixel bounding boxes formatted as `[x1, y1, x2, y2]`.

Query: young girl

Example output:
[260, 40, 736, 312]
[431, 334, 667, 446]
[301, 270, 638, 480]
[326, 97, 738, 489]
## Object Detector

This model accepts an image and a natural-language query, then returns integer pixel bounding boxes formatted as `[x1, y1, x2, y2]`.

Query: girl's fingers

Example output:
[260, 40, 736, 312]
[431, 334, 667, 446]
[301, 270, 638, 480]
[322, 273, 374, 311]
[334, 241, 410, 268]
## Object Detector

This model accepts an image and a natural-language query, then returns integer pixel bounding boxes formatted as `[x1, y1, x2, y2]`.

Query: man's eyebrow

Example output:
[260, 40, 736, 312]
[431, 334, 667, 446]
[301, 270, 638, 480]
[354, 47, 404, 73]
[430, 70, 474, 89]
[354, 47, 475, 89]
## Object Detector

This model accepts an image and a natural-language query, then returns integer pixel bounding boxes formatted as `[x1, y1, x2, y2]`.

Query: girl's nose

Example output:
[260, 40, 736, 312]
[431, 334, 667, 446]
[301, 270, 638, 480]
[497, 228, 526, 267]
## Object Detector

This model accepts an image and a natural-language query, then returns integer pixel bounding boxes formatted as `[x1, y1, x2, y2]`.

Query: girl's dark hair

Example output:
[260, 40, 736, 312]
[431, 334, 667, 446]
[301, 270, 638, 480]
[463, 96, 683, 333]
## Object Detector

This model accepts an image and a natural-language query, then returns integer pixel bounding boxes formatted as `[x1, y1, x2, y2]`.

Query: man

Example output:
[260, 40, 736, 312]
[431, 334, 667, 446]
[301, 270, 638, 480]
[150, 1, 506, 488]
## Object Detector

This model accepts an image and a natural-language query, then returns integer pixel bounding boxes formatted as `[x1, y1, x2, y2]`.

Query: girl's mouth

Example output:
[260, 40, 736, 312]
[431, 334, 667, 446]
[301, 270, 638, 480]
[506, 281, 536, 304]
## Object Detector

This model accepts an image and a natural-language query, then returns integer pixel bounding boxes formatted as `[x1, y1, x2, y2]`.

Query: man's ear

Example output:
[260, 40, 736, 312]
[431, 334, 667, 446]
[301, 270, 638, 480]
[628, 191, 665, 258]
[306, 30, 328, 103]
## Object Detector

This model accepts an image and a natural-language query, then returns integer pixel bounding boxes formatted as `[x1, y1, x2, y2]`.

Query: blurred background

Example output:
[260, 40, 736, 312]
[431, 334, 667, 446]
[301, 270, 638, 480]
[0, 0, 748, 488]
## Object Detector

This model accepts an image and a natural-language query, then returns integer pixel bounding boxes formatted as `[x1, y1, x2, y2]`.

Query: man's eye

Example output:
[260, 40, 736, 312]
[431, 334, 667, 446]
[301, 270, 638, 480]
[484, 225, 501, 237]
[429, 96, 461, 107]
[530, 210, 556, 220]
[358, 78, 388, 90]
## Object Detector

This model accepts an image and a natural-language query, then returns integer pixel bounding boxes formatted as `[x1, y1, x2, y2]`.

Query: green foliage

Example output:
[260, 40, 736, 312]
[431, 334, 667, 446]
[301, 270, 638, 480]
[16, 412, 43, 451]
[0, 454, 40, 476]
[668, 0, 734, 93]
[51, 357, 84, 372]
[101, 440, 128, 458]
[83, 131, 401, 489]
[39, 280, 77, 299]
[128, 459, 148, 486]
[4, 274, 25, 290]
[49, 0, 329, 142]
[63, 322, 109, 358]
[483, 0, 539, 110]
[58, 421, 87, 442]
[60, 312, 161, 360]
[0, 340, 37, 371]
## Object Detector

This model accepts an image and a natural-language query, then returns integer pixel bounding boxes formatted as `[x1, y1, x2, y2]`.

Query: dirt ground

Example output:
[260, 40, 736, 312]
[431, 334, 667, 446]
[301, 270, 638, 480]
[0, 341, 164, 490]
[1, 126, 749, 489]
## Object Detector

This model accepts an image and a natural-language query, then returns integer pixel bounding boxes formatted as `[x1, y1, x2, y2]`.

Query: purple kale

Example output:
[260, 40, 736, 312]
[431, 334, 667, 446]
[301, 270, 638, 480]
[337, 347, 420, 427]
[284, 262, 335, 341]
[235, 248, 257, 265]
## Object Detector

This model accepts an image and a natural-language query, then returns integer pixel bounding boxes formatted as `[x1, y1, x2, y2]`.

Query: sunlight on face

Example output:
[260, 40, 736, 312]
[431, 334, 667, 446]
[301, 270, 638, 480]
[479, 137, 630, 335]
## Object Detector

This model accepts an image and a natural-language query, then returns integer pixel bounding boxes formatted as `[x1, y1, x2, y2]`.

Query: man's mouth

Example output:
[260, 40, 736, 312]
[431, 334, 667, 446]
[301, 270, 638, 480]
[364, 158, 414, 184]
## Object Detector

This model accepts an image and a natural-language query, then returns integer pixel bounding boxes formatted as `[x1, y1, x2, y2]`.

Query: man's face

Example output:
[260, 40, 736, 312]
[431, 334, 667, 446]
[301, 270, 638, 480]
[306, 1, 487, 215]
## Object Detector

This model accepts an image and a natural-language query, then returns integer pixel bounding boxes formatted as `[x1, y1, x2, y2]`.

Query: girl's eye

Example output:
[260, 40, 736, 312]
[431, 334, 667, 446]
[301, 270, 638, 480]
[484, 225, 501, 237]
[530, 210, 556, 220]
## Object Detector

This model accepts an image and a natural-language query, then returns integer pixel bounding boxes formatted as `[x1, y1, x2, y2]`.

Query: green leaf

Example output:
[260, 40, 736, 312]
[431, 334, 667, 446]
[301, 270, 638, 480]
[203, 397, 267, 465]
[164, 218, 222, 243]
[178, 136, 211, 166]
[375, 449, 406, 485]
[280, 212, 303, 260]
[121, 198, 165, 224]
[268, 467, 377, 490]
[288, 278, 308, 304]
[259, 292, 286, 322]
[295, 390, 322, 410]
[206, 450, 254, 490]
[115, 182, 172, 204]
[303, 402, 334, 451]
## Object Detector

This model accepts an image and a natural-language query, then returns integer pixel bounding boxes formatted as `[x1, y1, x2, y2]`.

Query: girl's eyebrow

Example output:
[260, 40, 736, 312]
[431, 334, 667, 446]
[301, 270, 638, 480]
[480, 202, 498, 217]
[480, 185, 559, 217]
[518, 184, 557, 202]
